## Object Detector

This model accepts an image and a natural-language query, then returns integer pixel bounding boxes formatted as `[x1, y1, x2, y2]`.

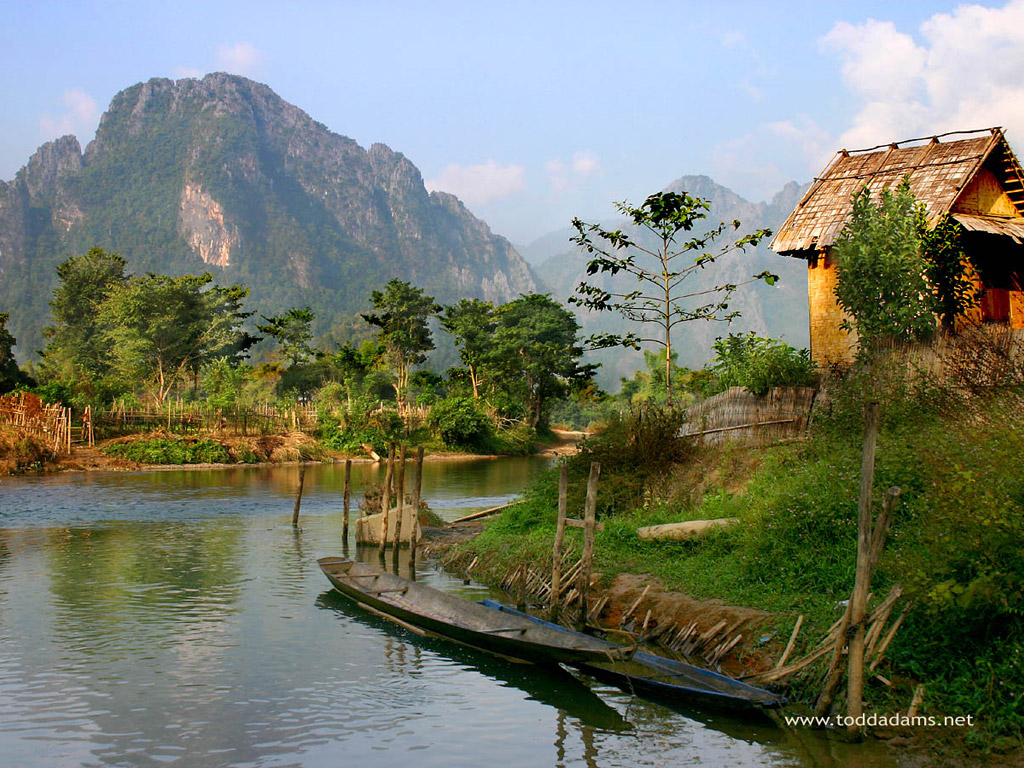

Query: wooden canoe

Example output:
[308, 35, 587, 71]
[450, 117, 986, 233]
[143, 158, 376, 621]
[480, 600, 786, 711]
[317, 557, 634, 666]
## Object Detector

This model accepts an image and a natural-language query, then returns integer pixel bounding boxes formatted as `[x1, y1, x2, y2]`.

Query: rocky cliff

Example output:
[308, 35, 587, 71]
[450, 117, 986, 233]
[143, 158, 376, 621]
[0, 73, 536, 358]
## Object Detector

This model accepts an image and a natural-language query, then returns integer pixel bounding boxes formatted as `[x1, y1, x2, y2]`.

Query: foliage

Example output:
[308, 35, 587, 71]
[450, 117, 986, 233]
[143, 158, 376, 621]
[361, 280, 440, 407]
[617, 349, 713, 407]
[833, 180, 936, 355]
[101, 273, 255, 403]
[0, 313, 34, 394]
[490, 294, 596, 428]
[256, 307, 316, 366]
[102, 437, 232, 465]
[427, 396, 493, 449]
[199, 358, 252, 409]
[570, 191, 774, 405]
[708, 333, 817, 395]
[919, 213, 979, 333]
[440, 299, 496, 399]
[39, 248, 129, 404]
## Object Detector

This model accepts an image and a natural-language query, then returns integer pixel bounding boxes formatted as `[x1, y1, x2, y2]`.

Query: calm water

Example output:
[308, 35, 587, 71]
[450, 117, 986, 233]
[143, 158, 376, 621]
[0, 459, 896, 768]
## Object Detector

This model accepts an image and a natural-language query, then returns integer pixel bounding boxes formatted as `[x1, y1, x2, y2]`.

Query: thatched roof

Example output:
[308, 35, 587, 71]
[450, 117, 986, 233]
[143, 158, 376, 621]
[772, 127, 1024, 254]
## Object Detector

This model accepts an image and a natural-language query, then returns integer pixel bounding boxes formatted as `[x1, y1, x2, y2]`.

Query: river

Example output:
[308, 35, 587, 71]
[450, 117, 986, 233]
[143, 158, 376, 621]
[0, 458, 897, 767]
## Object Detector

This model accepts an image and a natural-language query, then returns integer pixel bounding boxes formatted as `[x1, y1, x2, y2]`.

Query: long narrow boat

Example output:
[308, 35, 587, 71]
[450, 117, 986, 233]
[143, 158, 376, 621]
[317, 557, 634, 666]
[480, 599, 786, 712]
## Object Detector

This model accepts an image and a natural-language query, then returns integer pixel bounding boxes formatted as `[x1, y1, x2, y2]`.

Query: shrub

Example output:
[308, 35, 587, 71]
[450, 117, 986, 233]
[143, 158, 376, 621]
[428, 396, 493, 449]
[103, 437, 231, 464]
[709, 333, 817, 395]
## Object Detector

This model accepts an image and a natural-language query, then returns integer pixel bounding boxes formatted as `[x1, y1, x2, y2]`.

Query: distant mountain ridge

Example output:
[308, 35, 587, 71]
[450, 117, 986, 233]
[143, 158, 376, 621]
[0, 73, 536, 359]
[532, 175, 811, 387]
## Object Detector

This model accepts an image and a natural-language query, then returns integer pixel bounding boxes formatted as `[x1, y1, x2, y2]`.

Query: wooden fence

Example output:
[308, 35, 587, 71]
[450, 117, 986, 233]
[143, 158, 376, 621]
[681, 386, 818, 446]
[0, 392, 77, 454]
[95, 401, 320, 436]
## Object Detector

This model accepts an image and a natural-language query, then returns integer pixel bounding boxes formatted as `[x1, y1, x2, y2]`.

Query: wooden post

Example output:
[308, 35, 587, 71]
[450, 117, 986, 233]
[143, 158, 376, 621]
[846, 402, 880, 738]
[342, 459, 352, 540]
[292, 467, 306, 528]
[379, 445, 394, 559]
[549, 464, 568, 622]
[393, 445, 407, 559]
[409, 446, 424, 567]
[577, 462, 600, 630]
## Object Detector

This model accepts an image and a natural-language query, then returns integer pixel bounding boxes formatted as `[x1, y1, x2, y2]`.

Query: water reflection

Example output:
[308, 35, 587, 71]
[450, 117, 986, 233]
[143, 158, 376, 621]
[0, 461, 899, 768]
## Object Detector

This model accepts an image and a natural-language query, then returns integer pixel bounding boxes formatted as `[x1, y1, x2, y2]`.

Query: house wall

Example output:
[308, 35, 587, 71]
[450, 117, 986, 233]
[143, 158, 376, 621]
[807, 249, 857, 366]
[952, 167, 1019, 217]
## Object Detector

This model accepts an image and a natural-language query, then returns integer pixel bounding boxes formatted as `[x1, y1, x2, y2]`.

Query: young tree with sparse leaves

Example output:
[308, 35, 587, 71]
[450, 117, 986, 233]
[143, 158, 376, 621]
[570, 191, 774, 407]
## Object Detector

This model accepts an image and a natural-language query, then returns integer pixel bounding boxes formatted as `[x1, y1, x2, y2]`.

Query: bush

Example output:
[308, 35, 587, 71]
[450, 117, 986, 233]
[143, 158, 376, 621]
[428, 396, 493, 449]
[709, 333, 818, 395]
[103, 437, 231, 464]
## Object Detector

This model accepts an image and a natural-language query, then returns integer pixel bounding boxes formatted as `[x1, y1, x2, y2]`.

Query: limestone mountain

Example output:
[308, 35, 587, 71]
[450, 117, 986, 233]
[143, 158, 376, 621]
[0, 73, 536, 359]
[532, 175, 811, 387]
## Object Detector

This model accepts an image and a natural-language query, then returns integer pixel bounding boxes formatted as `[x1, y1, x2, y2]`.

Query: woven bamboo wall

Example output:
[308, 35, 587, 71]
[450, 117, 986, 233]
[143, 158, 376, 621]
[681, 386, 818, 447]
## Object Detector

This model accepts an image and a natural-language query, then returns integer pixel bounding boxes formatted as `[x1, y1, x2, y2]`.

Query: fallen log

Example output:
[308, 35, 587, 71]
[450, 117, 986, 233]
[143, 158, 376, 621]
[636, 518, 739, 540]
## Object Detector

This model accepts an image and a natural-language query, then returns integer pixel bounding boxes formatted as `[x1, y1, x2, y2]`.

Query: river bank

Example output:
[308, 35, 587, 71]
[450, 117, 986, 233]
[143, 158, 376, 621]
[0, 426, 586, 477]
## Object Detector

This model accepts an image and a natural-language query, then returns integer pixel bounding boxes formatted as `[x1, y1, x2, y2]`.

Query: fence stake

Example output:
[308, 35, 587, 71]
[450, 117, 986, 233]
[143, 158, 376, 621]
[549, 464, 568, 622]
[577, 462, 601, 630]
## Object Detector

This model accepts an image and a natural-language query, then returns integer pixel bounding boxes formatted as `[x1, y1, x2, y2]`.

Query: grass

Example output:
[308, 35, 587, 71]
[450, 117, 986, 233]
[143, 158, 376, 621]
[453, 385, 1024, 754]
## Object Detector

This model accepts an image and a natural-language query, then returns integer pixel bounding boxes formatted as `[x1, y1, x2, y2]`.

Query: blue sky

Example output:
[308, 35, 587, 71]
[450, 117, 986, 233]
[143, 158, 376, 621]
[3, 1, 1023, 244]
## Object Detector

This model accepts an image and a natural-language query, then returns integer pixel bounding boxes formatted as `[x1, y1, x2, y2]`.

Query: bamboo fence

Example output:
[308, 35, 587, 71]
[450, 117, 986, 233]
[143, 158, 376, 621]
[0, 392, 76, 454]
[681, 386, 818, 446]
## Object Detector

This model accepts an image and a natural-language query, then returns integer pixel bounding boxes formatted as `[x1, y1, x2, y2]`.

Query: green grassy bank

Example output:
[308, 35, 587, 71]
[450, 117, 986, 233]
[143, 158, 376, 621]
[452, 372, 1024, 756]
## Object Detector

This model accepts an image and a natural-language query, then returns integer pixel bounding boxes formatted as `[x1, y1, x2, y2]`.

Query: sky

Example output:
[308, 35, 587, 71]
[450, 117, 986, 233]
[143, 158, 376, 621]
[3, 0, 1024, 245]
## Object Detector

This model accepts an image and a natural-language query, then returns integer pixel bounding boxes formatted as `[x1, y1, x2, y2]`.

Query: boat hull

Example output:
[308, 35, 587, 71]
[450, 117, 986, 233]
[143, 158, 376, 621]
[480, 599, 785, 711]
[317, 557, 630, 666]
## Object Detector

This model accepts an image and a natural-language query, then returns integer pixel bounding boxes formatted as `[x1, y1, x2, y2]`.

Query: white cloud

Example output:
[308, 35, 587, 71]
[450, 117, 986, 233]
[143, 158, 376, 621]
[425, 160, 526, 205]
[825, 1, 1024, 150]
[173, 66, 204, 79]
[546, 150, 602, 192]
[39, 88, 99, 141]
[571, 150, 602, 177]
[216, 42, 262, 76]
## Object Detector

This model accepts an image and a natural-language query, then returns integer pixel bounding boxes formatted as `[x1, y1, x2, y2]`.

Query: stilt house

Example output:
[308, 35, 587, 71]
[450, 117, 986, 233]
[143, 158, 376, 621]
[771, 127, 1024, 366]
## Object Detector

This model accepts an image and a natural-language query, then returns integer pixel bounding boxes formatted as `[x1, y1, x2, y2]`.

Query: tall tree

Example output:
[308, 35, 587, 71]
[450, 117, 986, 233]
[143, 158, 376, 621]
[491, 294, 594, 428]
[0, 312, 33, 394]
[41, 247, 128, 385]
[833, 180, 936, 356]
[101, 273, 254, 403]
[257, 307, 316, 367]
[441, 298, 496, 399]
[570, 191, 774, 406]
[361, 280, 440, 407]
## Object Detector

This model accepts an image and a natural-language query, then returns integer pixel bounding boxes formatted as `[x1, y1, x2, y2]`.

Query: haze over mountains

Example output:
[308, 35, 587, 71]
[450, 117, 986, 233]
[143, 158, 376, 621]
[0, 72, 809, 388]
[0, 73, 535, 359]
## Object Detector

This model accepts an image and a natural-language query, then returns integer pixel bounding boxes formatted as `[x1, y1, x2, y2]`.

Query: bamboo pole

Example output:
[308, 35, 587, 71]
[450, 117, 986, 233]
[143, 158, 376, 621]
[577, 462, 600, 630]
[292, 467, 306, 528]
[379, 445, 394, 559]
[549, 465, 568, 622]
[775, 615, 804, 670]
[342, 459, 352, 540]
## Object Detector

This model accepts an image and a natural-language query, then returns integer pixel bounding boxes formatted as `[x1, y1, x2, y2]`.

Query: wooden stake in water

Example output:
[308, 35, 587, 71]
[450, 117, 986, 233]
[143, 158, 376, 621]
[409, 446, 424, 567]
[549, 464, 568, 622]
[379, 445, 395, 559]
[292, 467, 306, 528]
[342, 459, 352, 540]
[393, 445, 407, 561]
